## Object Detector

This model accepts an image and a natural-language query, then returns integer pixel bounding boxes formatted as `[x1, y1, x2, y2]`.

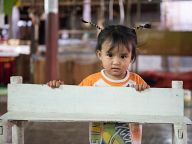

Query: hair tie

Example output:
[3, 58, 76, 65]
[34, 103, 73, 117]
[81, 19, 103, 30]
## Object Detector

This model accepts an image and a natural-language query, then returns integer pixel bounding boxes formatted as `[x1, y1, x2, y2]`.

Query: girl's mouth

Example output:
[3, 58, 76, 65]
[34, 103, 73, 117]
[112, 67, 120, 70]
[111, 68, 121, 72]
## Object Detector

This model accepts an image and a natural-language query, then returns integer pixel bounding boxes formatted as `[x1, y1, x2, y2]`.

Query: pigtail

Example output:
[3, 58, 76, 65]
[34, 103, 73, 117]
[135, 23, 152, 30]
[81, 19, 103, 30]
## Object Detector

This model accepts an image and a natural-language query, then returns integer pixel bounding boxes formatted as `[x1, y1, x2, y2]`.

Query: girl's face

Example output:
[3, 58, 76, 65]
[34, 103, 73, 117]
[97, 40, 132, 80]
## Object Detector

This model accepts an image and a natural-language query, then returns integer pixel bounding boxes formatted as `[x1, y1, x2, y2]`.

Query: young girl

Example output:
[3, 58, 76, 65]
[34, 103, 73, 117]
[47, 25, 150, 144]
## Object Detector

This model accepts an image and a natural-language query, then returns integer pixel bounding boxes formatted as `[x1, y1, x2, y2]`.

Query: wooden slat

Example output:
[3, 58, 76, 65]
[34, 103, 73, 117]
[1, 112, 192, 124]
[7, 84, 183, 117]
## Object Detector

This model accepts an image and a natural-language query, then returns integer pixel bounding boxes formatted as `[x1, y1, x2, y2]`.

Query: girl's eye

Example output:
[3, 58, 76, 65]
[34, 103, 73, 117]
[107, 53, 113, 57]
[121, 55, 127, 59]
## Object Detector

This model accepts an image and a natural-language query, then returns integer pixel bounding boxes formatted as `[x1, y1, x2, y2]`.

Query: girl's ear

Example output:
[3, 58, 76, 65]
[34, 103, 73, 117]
[96, 50, 102, 60]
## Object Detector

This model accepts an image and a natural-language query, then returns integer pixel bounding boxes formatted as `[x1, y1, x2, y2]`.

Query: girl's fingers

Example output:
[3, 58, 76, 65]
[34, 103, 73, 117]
[46, 80, 64, 88]
[52, 80, 57, 87]
[142, 84, 147, 90]
[134, 84, 150, 91]
[46, 82, 50, 86]
[141, 84, 149, 91]
[56, 81, 60, 88]
[135, 85, 139, 91]
[139, 85, 143, 91]
[135, 85, 142, 91]
[46, 80, 57, 88]
[140, 85, 143, 91]
[58, 80, 64, 85]
[47, 81, 53, 87]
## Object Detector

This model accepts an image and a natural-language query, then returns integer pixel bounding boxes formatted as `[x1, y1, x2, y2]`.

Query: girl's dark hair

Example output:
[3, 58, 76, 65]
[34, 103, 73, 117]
[96, 25, 137, 62]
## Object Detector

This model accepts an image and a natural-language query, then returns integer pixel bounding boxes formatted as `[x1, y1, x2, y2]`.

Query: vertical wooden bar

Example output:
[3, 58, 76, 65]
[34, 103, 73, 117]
[1, 76, 23, 144]
[172, 81, 183, 89]
[172, 124, 187, 144]
[10, 76, 23, 84]
[0, 120, 3, 144]
[12, 122, 24, 144]
[44, 0, 58, 81]
[172, 81, 187, 144]
[126, 0, 132, 26]
[9, 76, 24, 144]
[136, 0, 141, 23]
[2, 120, 12, 144]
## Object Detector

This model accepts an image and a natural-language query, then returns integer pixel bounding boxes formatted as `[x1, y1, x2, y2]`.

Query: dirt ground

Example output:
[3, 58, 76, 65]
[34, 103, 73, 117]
[1, 97, 192, 144]
[25, 122, 89, 144]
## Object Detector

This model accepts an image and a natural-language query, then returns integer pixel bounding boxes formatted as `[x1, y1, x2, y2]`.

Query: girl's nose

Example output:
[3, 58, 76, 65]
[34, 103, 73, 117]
[112, 57, 120, 65]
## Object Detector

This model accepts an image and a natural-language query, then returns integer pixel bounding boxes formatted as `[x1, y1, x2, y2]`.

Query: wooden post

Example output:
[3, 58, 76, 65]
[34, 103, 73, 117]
[1, 76, 23, 144]
[173, 124, 187, 144]
[2, 120, 12, 144]
[12, 122, 25, 144]
[0, 120, 3, 144]
[3, 76, 24, 144]
[44, 0, 58, 81]
[172, 81, 183, 89]
[172, 81, 187, 144]
[10, 76, 23, 84]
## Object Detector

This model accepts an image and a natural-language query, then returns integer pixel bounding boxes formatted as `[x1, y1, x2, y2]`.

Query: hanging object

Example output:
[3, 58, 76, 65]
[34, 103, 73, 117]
[97, 0, 105, 35]
[0, 0, 4, 28]
[0, 14, 4, 28]
[109, 0, 125, 24]
[119, 0, 125, 24]
[81, 19, 102, 30]
[12, 6, 20, 39]
[83, 0, 91, 25]
[109, 0, 114, 21]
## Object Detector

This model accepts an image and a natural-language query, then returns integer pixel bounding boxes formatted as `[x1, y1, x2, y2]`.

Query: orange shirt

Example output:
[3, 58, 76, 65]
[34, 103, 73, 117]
[79, 69, 146, 144]
[80, 70, 146, 87]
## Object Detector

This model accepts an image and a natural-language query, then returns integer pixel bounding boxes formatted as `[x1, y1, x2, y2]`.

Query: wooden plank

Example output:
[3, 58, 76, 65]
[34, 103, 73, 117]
[7, 84, 183, 117]
[1, 112, 192, 124]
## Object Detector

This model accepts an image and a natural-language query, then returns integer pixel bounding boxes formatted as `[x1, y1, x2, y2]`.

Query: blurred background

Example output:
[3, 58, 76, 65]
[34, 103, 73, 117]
[0, 0, 192, 144]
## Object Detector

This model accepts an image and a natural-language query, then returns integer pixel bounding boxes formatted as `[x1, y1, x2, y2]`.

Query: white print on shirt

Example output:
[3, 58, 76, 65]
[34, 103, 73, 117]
[125, 80, 136, 87]
[109, 125, 132, 144]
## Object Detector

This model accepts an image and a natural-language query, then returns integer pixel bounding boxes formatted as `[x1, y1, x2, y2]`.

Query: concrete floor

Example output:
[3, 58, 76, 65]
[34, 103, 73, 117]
[1, 96, 192, 144]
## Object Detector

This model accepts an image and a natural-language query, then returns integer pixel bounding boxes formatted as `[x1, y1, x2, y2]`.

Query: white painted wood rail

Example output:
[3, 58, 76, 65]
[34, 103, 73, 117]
[0, 76, 191, 144]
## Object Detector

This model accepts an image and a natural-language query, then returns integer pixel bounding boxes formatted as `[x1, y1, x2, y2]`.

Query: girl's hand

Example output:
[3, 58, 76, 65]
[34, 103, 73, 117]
[47, 80, 64, 88]
[133, 83, 150, 92]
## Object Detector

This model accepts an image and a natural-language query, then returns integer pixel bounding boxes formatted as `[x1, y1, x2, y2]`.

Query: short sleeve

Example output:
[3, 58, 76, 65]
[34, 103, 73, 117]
[129, 72, 147, 85]
[79, 76, 93, 86]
